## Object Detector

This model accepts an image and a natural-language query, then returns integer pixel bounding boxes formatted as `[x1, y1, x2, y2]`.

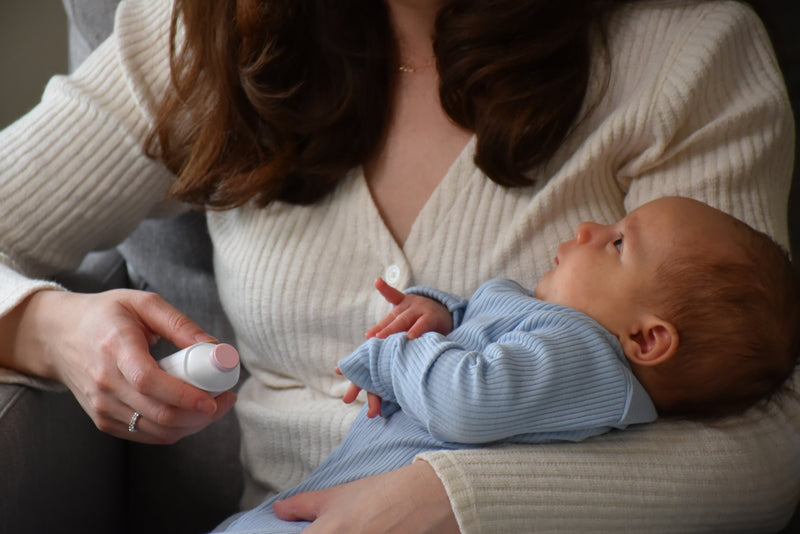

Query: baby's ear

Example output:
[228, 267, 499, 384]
[620, 315, 678, 367]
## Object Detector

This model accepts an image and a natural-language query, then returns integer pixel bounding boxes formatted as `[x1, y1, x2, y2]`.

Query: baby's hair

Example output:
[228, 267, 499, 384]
[645, 221, 799, 419]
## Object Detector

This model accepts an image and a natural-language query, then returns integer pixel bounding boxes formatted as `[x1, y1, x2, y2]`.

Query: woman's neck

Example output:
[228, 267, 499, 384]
[385, 0, 441, 69]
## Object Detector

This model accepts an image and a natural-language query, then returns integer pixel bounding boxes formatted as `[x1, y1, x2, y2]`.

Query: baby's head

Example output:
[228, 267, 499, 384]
[535, 196, 800, 418]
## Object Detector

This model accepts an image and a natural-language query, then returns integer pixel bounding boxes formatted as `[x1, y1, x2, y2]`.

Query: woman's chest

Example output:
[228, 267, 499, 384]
[205, 154, 624, 388]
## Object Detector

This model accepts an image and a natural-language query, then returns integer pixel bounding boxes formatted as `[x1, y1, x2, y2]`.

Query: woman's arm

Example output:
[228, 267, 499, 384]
[418, 3, 798, 532]
[0, 0, 177, 290]
[285, 3, 797, 533]
[0, 0, 235, 443]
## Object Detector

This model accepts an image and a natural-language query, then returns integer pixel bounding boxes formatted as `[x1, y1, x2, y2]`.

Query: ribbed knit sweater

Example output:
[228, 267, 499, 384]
[0, 0, 797, 532]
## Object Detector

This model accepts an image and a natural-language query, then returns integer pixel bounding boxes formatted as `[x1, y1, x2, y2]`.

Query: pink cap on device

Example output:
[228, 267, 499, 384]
[210, 343, 240, 372]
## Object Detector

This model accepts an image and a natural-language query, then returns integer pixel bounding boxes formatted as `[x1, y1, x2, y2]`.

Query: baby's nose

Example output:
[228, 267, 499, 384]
[575, 221, 599, 244]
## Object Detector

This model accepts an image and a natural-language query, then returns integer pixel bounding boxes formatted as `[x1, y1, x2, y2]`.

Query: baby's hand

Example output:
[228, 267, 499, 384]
[366, 278, 453, 340]
[335, 367, 383, 418]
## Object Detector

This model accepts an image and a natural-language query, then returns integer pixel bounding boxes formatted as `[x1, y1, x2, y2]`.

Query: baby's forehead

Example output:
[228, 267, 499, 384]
[631, 197, 749, 256]
[635, 197, 740, 234]
[633, 196, 718, 221]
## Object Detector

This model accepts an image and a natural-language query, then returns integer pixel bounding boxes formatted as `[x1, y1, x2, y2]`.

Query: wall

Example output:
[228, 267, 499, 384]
[0, 2, 68, 128]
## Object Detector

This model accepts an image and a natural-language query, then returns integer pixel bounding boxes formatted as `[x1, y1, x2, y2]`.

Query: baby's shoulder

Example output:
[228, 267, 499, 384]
[467, 278, 548, 316]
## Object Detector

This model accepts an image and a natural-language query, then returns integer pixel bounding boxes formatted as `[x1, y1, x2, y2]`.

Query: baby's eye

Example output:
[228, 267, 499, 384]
[613, 236, 624, 252]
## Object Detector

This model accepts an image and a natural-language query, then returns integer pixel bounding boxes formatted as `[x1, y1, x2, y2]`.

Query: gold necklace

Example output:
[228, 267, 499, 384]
[397, 58, 434, 73]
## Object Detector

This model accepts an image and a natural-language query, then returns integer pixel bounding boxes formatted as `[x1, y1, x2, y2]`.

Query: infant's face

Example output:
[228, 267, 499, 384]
[534, 196, 739, 337]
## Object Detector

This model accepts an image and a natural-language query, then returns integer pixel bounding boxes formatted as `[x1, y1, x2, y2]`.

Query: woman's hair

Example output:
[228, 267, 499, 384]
[146, 0, 622, 209]
[644, 223, 800, 419]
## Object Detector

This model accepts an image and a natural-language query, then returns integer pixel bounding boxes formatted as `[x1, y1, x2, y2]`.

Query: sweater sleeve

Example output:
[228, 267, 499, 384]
[0, 0, 177, 317]
[616, 2, 793, 245]
[0, 0, 179, 385]
[418, 3, 798, 533]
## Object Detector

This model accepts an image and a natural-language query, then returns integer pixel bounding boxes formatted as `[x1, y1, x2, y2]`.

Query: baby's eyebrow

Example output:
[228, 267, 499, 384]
[618, 212, 643, 255]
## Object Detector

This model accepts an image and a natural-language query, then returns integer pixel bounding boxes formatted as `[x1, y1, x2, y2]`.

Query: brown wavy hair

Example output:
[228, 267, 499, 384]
[643, 225, 800, 419]
[147, 0, 621, 209]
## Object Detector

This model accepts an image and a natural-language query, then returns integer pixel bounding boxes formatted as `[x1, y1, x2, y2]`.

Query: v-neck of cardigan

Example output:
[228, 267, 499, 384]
[356, 135, 477, 262]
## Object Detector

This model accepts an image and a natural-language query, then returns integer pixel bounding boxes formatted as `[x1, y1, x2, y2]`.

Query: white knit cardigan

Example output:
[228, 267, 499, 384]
[0, 0, 797, 532]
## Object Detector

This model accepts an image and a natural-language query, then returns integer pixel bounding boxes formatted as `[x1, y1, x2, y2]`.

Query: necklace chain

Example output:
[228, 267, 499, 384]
[398, 59, 434, 73]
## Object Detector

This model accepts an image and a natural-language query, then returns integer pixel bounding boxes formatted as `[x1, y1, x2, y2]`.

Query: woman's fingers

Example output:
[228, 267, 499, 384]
[273, 462, 460, 534]
[123, 290, 218, 349]
[115, 348, 217, 415]
[77, 348, 236, 444]
[21, 288, 234, 444]
[119, 390, 237, 444]
[97, 290, 222, 414]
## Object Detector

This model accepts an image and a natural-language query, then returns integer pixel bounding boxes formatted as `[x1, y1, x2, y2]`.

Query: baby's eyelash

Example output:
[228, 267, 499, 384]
[613, 235, 624, 251]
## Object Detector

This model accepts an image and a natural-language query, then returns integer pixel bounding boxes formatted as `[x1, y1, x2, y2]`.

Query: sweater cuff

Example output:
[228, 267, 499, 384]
[414, 451, 481, 534]
[0, 260, 64, 317]
[0, 261, 67, 391]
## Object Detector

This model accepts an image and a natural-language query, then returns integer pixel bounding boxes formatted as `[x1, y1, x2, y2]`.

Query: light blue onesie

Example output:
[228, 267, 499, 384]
[220, 279, 657, 533]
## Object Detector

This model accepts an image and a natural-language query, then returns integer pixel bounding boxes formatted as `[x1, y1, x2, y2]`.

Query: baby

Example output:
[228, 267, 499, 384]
[353, 195, 800, 419]
[218, 196, 799, 533]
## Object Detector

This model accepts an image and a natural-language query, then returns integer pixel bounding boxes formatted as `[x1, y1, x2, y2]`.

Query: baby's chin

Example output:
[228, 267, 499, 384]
[532, 276, 551, 300]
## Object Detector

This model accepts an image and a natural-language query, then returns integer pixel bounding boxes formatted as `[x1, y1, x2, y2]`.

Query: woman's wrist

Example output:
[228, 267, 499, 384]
[0, 289, 66, 380]
[408, 460, 461, 534]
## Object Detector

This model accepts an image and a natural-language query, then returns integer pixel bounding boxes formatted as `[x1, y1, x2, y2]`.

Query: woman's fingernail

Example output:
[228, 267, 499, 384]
[198, 399, 217, 413]
[195, 333, 219, 343]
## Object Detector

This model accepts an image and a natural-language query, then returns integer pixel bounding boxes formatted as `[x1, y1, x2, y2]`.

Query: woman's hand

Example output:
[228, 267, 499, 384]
[2, 288, 236, 444]
[272, 461, 460, 534]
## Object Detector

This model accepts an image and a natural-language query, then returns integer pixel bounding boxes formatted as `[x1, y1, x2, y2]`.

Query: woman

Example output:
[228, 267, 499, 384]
[0, 0, 796, 532]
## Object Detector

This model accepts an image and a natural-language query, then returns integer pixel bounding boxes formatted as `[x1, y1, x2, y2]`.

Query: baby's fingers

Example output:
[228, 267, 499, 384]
[366, 392, 382, 418]
[406, 319, 432, 340]
[342, 382, 362, 404]
[365, 311, 399, 338]
[341, 383, 382, 417]
[367, 310, 421, 339]
[374, 278, 405, 305]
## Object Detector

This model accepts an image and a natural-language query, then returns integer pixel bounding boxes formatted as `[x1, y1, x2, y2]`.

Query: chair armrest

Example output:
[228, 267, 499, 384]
[0, 384, 127, 534]
[126, 408, 245, 534]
